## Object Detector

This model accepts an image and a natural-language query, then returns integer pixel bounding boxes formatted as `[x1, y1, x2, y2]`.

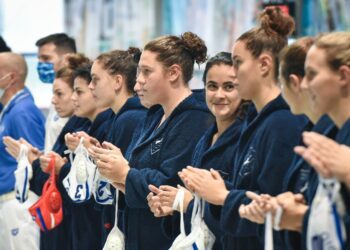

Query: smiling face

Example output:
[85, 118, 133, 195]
[205, 64, 241, 122]
[71, 76, 98, 120]
[134, 50, 170, 107]
[51, 78, 75, 118]
[89, 60, 118, 109]
[304, 46, 341, 115]
[231, 41, 261, 101]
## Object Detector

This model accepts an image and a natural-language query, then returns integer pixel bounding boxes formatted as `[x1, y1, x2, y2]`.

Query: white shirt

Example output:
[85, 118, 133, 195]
[44, 105, 68, 153]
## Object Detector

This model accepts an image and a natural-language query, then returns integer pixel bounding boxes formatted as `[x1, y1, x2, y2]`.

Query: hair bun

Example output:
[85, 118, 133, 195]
[127, 47, 141, 55]
[180, 32, 207, 64]
[127, 47, 142, 63]
[260, 6, 295, 37]
[65, 53, 91, 70]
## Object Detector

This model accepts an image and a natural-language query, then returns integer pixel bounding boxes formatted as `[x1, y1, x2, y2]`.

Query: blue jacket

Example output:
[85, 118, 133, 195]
[99, 97, 148, 246]
[29, 115, 90, 250]
[124, 92, 214, 250]
[220, 95, 308, 250]
[282, 115, 338, 250]
[0, 87, 45, 195]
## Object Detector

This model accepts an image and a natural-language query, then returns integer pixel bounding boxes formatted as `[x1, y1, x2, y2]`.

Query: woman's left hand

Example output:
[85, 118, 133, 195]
[91, 141, 130, 184]
[179, 167, 229, 205]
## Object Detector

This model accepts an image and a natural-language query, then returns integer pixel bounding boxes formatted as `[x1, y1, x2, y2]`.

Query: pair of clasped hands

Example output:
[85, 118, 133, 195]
[147, 166, 308, 232]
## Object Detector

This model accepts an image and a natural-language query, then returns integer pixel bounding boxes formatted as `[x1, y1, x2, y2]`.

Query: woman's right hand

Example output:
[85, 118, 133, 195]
[147, 185, 174, 217]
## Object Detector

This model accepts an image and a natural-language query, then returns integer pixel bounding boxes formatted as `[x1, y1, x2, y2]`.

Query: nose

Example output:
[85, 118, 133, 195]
[71, 91, 77, 102]
[51, 95, 57, 105]
[136, 72, 145, 86]
[215, 87, 225, 98]
[88, 81, 94, 91]
[300, 77, 308, 90]
[134, 81, 141, 92]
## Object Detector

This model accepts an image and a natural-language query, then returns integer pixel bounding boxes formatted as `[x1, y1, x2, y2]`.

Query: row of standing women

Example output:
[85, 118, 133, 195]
[4, 6, 350, 250]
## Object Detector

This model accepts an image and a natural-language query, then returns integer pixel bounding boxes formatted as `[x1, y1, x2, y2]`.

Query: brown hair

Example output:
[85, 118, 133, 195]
[237, 7, 295, 80]
[279, 37, 314, 87]
[144, 31, 207, 84]
[56, 53, 91, 89]
[96, 47, 140, 94]
[314, 32, 350, 71]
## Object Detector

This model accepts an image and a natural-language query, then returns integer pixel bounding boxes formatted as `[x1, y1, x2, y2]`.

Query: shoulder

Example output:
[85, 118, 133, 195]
[264, 110, 306, 130]
[117, 108, 147, 124]
[10, 99, 44, 120]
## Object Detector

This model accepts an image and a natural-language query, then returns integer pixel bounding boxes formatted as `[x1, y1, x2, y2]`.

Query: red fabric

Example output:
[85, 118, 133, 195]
[28, 156, 63, 231]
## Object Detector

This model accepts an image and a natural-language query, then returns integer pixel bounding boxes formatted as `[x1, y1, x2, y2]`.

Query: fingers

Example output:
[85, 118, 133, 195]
[246, 191, 261, 202]
[159, 185, 178, 192]
[210, 168, 223, 180]
[39, 155, 52, 173]
[146, 192, 154, 202]
[148, 185, 161, 195]
[294, 193, 305, 203]
[3, 136, 21, 158]
[18, 138, 32, 148]
[239, 201, 265, 224]
[102, 141, 120, 151]
[89, 137, 101, 147]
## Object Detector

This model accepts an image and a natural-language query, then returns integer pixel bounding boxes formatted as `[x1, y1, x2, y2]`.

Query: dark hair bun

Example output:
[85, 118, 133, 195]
[260, 6, 295, 37]
[65, 53, 91, 69]
[180, 32, 207, 64]
[127, 47, 141, 55]
[127, 47, 142, 63]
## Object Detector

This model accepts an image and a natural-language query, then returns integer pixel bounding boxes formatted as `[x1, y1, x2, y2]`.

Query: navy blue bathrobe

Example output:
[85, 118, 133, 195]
[98, 96, 148, 245]
[301, 118, 350, 250]
[163, 119, 244, 250]
[220, 95, 308, 250]
[281, 115, 338, 250]
[123, 92, 214, 250]
[57, 109, 115, 250]
[190, 120, 244, 250]
[30, 115, 91, 250]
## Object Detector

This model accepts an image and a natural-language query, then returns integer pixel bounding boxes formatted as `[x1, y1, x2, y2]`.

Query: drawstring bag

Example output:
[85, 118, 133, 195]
[63, 138, 96, 203]
[307, 177, 346, 250]
[28, 156, 63, 231]
[92, 168, 114, 205]
[169, 189, 187, 249]
[103, 189, 125, 250]
[264, 206, 283, 250]
[14, 144, 33, 203]
[169, 190, 215, 250]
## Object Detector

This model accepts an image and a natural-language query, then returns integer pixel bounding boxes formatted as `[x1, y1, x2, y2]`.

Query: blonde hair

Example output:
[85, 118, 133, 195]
[315, 32, 350, 71]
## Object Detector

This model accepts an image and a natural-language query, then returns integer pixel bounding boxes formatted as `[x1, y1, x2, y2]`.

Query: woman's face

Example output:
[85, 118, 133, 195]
[135, 50, 169, 107]
[51, 78, 75, 118]
[304, 46, 340, 115]
[89, 61, 118, 108]
[205, 64, 241, 123]
[71, 77, 98, 120]
[231, 41, 260, 100]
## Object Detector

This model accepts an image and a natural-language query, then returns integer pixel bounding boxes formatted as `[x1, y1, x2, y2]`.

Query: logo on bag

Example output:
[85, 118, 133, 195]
[151, 137, 163, 155]
[11, 228, 19, 236]
[312, 232, 337, 249]
[95, 181, 113, 203]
